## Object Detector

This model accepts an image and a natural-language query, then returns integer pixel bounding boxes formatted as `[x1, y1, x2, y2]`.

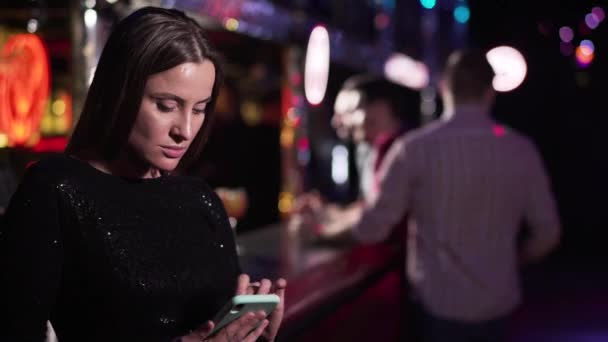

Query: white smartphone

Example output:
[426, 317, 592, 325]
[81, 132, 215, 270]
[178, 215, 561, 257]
[210, 294, 280, 336]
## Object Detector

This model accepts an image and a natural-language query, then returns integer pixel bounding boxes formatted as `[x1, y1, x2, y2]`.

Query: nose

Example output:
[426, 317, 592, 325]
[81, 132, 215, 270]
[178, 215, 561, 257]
[170, 111, 194, 142]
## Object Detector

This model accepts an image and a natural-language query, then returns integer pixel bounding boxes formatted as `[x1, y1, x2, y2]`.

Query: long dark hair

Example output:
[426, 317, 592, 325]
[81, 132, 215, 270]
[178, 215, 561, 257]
[66, 7, 223, 169]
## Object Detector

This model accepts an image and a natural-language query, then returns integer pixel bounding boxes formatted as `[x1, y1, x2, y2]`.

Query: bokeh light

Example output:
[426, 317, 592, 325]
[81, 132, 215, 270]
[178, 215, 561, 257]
[383, 53, 429, 89]
[84, 9, 97, 28]
[453, 5, 470, 24]
[575, 45, 594, 67]
[585, 13, 600, 29]
[559, 26, 574, 43]
[374, 13, 390, 30]
[420, 0, 436, 10]
[304, 25, 330, 105]
[224, 18, 239, 31]
[580, 39, 595, 53]
[486, 46, 528, 92]
[592, 7, 605, 22]
[331, 145, 349, 185]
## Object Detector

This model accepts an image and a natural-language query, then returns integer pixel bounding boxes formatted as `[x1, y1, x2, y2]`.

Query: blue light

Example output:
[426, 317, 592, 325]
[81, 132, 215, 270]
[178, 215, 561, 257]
[420, 0, 436, 9]
[454, 5, 470, 23]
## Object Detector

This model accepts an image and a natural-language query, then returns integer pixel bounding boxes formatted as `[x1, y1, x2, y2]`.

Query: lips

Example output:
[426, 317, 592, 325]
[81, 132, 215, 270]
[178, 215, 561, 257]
[160, 146, 187, 159]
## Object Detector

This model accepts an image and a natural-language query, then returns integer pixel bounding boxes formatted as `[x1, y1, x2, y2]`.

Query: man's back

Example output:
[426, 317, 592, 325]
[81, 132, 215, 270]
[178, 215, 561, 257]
[407, 110, 561, 321]
[354, 109, 561, 322]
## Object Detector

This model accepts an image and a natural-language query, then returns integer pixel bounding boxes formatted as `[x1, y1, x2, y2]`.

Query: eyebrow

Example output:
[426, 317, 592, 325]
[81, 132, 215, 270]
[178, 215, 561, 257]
[150, 92, 211, 105]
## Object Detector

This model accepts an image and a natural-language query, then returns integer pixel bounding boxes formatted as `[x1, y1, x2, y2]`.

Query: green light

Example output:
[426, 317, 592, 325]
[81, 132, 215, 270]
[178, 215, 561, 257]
[420, 0, 436, 9]
[454, 5, 470, 23]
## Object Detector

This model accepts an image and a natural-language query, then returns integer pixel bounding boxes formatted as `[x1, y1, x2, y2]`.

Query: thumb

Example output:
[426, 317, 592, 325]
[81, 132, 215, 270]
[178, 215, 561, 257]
[197, 321, 215, 339]
[200, 321, 215, 337]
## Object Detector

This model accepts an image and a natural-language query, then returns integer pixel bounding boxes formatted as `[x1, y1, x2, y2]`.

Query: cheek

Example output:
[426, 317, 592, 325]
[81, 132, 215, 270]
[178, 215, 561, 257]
[130, 110, 167, 143]
[193, 115, 206, 134]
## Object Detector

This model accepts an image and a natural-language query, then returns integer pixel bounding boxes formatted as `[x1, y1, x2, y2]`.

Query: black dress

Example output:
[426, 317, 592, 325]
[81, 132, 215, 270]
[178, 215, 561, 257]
[0, 155, 241, 342]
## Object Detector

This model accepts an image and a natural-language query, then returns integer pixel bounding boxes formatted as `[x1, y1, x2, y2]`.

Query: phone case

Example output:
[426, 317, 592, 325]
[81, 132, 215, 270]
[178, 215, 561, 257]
[210, 294, 280, 335]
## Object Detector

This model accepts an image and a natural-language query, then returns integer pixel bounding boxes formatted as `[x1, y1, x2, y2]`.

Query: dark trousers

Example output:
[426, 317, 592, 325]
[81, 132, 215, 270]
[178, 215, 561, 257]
[405, 299, 508, 342]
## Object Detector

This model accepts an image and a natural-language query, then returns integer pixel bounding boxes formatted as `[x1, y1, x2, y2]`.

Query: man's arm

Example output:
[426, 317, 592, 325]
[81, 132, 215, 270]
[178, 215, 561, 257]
[521, 145, 561, 263]
[349, 137, 415, 243]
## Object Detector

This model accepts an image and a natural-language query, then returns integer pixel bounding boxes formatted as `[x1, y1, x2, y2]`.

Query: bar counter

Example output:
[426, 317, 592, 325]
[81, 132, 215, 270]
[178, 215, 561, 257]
[237, 223, 404, 340]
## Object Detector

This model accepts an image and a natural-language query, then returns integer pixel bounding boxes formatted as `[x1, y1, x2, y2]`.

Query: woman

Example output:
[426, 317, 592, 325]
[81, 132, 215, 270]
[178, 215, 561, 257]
[0, 7, 285, 342]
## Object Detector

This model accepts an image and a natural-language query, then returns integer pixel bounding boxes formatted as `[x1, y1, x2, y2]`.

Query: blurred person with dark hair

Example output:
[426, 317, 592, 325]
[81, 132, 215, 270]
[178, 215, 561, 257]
[299, 78, 417, 216]
[301, 49, 561, 342]
[0, 7, 285, 342]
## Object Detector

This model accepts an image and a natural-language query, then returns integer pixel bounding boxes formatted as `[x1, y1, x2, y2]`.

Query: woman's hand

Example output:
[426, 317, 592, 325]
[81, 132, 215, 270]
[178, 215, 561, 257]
[177, 274, 286, 342]
[178, 311, 268, 342]
[237, 274, 287, 342]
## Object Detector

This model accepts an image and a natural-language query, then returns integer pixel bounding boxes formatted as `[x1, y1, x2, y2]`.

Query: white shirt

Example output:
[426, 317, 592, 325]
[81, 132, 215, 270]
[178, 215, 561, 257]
[352, 108, 561, 321]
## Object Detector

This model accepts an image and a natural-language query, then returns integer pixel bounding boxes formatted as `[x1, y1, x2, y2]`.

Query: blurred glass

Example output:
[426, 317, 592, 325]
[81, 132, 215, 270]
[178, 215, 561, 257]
[215, 187, 249, 226]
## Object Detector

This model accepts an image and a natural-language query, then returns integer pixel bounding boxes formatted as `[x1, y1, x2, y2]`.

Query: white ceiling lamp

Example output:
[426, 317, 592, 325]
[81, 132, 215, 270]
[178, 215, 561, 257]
[304, 25, 330, 106]
[486, 46, 528, 92]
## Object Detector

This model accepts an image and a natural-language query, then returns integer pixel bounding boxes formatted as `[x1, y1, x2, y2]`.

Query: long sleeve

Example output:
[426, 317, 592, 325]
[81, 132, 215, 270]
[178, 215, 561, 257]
[521, 144, 561, 262]
[352, 138, 415, 243]
[0, 164, 64, 341]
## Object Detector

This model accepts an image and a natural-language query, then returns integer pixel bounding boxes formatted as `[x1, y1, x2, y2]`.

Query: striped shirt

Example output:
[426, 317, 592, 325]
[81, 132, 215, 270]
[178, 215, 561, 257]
[353, 107, 561, 321]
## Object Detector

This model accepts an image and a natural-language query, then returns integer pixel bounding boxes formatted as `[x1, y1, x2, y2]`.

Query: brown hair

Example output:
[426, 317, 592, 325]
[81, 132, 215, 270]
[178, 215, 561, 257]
[443, 49, 495, 103]
[66, 7, 223, 169]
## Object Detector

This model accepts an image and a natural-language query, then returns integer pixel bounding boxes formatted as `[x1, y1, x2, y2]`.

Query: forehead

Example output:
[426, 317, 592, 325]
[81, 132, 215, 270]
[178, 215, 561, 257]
[145, 61, 216, 100]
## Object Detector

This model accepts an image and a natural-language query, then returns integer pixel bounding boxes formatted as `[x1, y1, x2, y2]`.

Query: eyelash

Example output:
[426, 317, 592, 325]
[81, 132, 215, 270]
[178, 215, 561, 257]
[156, 102, 205, 115]
[156, 102, 176, 112]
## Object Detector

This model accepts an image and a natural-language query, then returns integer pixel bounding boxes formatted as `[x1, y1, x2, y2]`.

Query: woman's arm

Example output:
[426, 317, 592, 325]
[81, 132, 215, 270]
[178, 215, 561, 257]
[0, 163, 64, 341]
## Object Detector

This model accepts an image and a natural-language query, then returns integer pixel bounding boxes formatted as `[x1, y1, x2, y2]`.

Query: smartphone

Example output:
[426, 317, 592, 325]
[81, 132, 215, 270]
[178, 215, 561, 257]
[210, 294, 280, 335]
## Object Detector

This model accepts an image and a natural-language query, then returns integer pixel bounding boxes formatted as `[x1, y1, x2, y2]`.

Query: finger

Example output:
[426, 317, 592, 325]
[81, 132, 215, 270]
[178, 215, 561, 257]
[192, 321, 214, 340]
[244, 320, 269, 342]
[273, 278, 287, 308]
[200, 320, 214, 334]
[274, 278, 287, 291]
[223, 311, 256, 339]
[246, 281, 260, 295]
[257, 279, 272, 295]
[236, 274, 250, 295]
[239, 312, 266, 340]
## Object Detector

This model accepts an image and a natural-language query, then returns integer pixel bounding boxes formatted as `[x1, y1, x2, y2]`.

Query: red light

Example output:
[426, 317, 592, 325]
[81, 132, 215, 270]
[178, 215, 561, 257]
[492, 125, 506, 137]
[31, 136, 68, 152]
[297, 137, 309, 151]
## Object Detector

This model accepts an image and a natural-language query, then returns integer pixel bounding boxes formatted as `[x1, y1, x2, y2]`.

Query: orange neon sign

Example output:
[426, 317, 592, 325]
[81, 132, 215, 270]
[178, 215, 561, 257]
[0, 33, 50, 146]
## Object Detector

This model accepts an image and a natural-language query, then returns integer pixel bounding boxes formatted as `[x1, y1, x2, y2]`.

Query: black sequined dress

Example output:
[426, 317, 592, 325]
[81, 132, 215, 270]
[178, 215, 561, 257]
[0, 155, 241, 342]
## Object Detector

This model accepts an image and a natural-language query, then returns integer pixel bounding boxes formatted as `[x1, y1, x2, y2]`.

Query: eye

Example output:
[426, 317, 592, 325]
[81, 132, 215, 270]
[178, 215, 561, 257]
[156, 100, 177, 112]
[193, 106, 207, 115]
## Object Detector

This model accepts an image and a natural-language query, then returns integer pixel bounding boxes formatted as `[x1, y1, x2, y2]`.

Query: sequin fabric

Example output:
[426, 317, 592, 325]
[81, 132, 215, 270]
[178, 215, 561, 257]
[0, 155, 241, 342]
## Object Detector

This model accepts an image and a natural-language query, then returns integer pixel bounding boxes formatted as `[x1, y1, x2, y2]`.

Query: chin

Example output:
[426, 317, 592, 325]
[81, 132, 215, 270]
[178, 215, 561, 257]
[151, 158, 181, 172]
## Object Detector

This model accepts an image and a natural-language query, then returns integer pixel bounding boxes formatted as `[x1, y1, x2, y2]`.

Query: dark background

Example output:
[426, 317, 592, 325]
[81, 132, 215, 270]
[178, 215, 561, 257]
[468, 0, 608, 263]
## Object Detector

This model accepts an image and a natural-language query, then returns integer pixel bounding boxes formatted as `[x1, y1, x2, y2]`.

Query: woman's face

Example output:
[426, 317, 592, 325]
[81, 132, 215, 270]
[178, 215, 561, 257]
[128, 61, 215, 174]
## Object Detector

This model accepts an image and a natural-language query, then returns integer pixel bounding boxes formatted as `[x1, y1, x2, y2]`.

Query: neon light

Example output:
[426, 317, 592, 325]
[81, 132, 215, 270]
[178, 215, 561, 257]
[0, 34, 50, 146]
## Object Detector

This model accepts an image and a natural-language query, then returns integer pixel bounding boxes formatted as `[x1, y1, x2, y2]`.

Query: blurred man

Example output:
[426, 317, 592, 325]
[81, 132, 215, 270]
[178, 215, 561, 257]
[309, 49, 561, 342]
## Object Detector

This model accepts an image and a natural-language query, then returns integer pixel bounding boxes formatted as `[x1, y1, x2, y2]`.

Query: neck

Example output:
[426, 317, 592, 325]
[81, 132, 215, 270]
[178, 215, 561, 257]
[442, 101, 490, 120]
[82, 149, 161, 179]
